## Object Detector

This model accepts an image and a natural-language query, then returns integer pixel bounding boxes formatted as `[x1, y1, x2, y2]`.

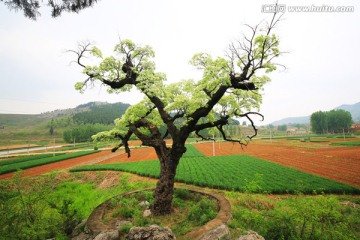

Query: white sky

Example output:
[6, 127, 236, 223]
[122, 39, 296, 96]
[0, 0, 359, 125]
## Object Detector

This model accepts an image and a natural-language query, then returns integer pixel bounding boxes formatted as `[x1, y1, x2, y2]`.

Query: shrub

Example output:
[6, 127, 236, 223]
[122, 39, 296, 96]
[174, 188, 191, 200]
[186, 197, 218, 225]
[119, 223, 132, 234]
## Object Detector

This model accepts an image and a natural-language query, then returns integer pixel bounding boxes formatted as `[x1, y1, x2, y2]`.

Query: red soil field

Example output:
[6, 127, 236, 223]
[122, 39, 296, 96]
[97, 147, 157, 164]
[194, 140, 360, 188]
[0, 144, 38, 150]
[0, 151, 118, 180]
[0, 145, 159, 180]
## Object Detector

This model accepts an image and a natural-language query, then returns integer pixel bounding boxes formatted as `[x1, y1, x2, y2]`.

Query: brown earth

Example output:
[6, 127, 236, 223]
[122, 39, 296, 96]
[0, 145, 159, 180]
[97, 146, 158, 164]
[0, 144, 39, 150]
[194, 140, 360, 188]
[0, 151, 121, 180]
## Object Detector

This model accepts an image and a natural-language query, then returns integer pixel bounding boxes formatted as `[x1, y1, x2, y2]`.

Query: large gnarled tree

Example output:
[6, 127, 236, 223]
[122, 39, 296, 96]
[71, 14, 282, 215]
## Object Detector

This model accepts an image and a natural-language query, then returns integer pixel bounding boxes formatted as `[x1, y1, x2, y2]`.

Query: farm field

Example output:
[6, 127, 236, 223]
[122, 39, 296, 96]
[0, 151, 98, 175]
[0, 144, 39, 151]
[98, 144, 203, 164]
[194, 140, 360, 188]
[0, 150, 121, 180]
[1, 139, 359, 190]
[71, 155, 360, 194]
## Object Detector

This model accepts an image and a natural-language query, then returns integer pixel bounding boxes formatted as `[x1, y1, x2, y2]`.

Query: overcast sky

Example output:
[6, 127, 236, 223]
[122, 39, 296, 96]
[0, 0, 359, 125]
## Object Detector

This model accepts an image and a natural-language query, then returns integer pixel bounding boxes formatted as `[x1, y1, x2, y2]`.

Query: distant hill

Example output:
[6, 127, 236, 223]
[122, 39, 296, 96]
[72, 102, 130, 124]
[271, 101, 360, 126]
[271, 116, 310, 126]
[335, 102, 360, 120]
[0, 102, 130, 130]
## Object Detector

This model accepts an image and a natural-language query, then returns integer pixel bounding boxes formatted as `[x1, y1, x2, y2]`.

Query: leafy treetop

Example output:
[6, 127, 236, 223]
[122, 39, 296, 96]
[70, 13, 283, 155]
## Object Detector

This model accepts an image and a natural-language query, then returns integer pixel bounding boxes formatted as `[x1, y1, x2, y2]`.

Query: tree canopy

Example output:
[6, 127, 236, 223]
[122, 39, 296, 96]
[311, 109, 353, 134]
[1, 0, 98, 19]
[71, 13, 283, 215]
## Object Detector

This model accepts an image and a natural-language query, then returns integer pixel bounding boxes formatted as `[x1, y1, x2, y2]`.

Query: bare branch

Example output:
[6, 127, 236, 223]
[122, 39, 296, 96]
[238, 112, 264, 140]
[216, 125, 247, 149]
[195, 130, 215, 142]
[67, 41, 93, 68]
[112, 130, 133, 157]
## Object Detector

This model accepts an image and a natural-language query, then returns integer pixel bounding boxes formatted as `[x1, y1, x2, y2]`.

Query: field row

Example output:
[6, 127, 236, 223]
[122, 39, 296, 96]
[71, 155, 360, 194]
[0, 153, 66, 167]
[0, 151, 99, 175]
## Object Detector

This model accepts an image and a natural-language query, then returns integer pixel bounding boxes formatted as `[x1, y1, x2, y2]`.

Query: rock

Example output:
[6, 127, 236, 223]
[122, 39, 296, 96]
[126, 225, 176, 240]
[341, 201, 358, 208]
[93, 230, 119, 240]
[71, 232, 94, 240]
[143, 209, 152, 217]
[71, 219, 88, 238]
[139, 201, 150, 208]
[200, 224, 230, 240]
[236, 230, 264, 240]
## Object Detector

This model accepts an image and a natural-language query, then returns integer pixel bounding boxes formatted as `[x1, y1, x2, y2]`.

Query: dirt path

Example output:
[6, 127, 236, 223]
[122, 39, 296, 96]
[194, 140, 360, 188]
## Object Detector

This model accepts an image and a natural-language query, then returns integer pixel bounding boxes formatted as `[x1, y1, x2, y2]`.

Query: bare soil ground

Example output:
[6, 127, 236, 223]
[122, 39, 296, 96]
[194, 140, 360, 188]
[0, 144, 159, 180]
[0, 151, 119, 180]
[0, 144, 39, 150]
[97, 147, 157, 164]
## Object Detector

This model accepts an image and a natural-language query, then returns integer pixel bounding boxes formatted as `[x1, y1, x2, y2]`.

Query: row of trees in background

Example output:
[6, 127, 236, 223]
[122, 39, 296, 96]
[63, 124, 112, 143]
[310, 109, 352, 134]
[45, 102, 131, 143]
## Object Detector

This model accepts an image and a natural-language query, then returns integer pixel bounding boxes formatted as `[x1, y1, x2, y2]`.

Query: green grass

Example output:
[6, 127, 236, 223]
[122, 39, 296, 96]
[107, 189, 217, 237]
[227, 192, 360, 240]
[0, 172, 154, 239]
[331, 141, 360, 146]
[0, 150, 99, 175]
[71, 155, 360, 194]
[0, 153, 65, 167]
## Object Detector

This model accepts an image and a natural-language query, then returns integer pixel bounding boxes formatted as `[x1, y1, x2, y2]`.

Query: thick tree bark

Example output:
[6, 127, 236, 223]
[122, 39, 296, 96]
[152, 143, 186, 215]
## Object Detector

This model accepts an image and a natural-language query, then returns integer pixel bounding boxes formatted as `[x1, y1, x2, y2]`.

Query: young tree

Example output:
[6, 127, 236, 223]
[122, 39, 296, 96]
[311, 111, 327, 134]
[49, 119, 54, 135]
[71, 14, 283, 215]
[277, 124, 287, 131]
[327, 109, 352, 133]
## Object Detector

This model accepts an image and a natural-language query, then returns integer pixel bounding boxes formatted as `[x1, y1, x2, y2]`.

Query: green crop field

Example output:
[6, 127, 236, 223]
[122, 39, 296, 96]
[0, 153, 65, 167]
[182, 144, 205, 158]
[71, 155, 360, 194]
[331, 141, 360, 146]
[0, 150, 99, 175]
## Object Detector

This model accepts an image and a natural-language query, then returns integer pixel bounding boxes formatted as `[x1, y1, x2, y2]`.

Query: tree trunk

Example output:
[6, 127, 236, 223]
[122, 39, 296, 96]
[152, 144, 185, 215]
[152, 159, 177, 215]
